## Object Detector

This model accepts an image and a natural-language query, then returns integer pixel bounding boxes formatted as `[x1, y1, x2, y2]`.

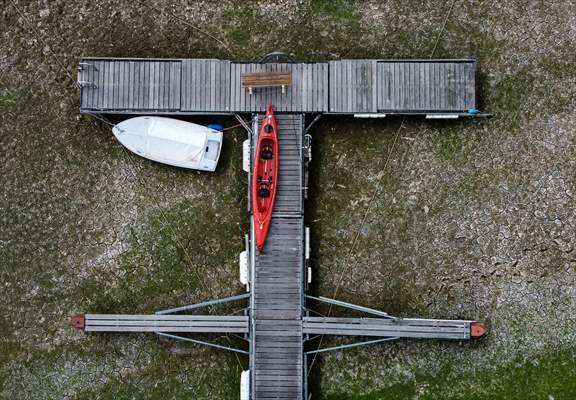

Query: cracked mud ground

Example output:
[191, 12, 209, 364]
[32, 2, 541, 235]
[1, 1, 575, 399]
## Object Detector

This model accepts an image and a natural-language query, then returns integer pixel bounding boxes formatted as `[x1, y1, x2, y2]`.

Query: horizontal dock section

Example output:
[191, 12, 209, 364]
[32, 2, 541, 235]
[81, 314, 249, 333]
[303, 317, 472, 340]
[78, 58, 477, 115]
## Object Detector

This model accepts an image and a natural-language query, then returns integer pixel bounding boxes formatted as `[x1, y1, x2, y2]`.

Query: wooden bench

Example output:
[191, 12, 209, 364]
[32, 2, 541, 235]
[241, 71, 292, 95]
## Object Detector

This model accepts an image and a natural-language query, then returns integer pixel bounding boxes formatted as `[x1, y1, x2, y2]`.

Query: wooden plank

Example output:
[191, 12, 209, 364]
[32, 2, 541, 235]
[430, 62, 436, 110]
[131, 61, 137, 110]
[354, 60, 360, 111]
[111, 61, 117, 110]
[460, 62, 466, 110]
[141, 61, 148, 110]
[442, 62, 448, 110]
[239, 63, 246, 112]
[174, 61, 181, 110]
[88, 60, 96, 109]
[346, 60, 352, 112]
[152, 61, 159, 110]
[203, 59, 209, 111]
[98, 60, 105, 109]
[99, 61, 106, 110]
[165, 61, 174, 110]
[135, 63, 146, 110]
[158, 61, 164, 110]
[370, 60, 377, 112]
[333, 61, 339, 112]
[210, 60, 216, 111]
[182, 60, 188, 110]
[132, 61, 138, 110]
[224, 60, 230, 112]
[155, 61, 161, 109]
[190, 60, 197, 111]
[197, 60, 204, 111]
[313, 63, 319, 112]
[122, 61, 129, 109]
[307, 63, 312, 112]
[392, 62, 398, 110]
[127, 61, 134, 109]
[239, 64, 246, 112]
[80, 63, 88, 108]
[105, 61, 113, 110]
[143, 61, 150, 110]
[423, 62, 429, 110]
[166, 61, 172, 109]
[230, 62, 237, 112]
[82, 61, 90, 109]
[337, 61, 343, 112]
[328, 62, 333, 112]
[300, 64, 310, 110]
[465, 61, 475, 109]
[92, 61, 98, 109]
[193, 60, 200, 111]
[241, 71, 292, 87]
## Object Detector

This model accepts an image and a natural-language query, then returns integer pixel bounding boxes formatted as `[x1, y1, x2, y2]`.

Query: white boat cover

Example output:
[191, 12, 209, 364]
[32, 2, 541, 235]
[112, 116, 223, 171]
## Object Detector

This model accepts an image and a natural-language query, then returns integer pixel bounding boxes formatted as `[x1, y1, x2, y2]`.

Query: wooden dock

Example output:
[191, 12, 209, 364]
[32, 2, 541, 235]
[78, 58, 478, 115]
[250, 114, 305, 399]
[76, 56, 488, 400]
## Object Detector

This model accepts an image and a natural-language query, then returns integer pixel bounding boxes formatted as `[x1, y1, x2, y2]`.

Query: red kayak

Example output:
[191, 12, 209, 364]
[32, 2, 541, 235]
[252, 104, 279, 254]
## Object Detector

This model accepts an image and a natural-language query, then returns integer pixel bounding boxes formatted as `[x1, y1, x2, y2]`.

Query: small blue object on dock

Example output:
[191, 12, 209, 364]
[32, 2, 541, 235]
[467, 108, 480, 114]
[208, 123, 224, 131]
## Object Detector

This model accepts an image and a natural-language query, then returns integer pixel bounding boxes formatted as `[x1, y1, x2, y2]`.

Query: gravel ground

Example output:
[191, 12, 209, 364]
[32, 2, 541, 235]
[1, 1, 575, 399]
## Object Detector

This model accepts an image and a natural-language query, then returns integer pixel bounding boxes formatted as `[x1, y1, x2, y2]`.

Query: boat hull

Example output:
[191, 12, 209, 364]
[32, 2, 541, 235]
[252, 104, 279, 254]
[112, 116, 223, 171]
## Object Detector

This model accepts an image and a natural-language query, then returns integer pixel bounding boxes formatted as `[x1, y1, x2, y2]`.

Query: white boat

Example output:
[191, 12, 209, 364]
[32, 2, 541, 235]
[112, 116, 223, 171]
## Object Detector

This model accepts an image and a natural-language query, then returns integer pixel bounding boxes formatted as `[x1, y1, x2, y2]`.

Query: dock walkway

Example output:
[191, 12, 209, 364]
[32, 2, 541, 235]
[78, 58, 477, 116]
[250, 114, 305, 399]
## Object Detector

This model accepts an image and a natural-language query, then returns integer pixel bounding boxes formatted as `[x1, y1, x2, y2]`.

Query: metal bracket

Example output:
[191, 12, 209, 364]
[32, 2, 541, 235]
[78, 81, 97, 88]
[235, 114, 252, 136]
[78, 62, 98, 71]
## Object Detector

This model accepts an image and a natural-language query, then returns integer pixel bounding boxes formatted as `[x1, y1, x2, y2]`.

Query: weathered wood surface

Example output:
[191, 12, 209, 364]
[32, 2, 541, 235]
[250, 114, 305, 399]
[84, 314, 249, 333]
[241, 71, 292, 88]
[78, 58, 476, 114]
[181, 59, 230, 112]
[376, 60, 476, 111]
[303, 317, 472, 340]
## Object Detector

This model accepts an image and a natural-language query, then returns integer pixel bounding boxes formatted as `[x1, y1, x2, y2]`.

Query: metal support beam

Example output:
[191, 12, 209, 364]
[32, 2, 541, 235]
[235, 114, 252, 136]
[305, 336, 400, 354]
[305, 295, 395, 319]
[304, 114, 322, 134]
[156, 332, 249, 354]
[156, 293, 250, 315]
